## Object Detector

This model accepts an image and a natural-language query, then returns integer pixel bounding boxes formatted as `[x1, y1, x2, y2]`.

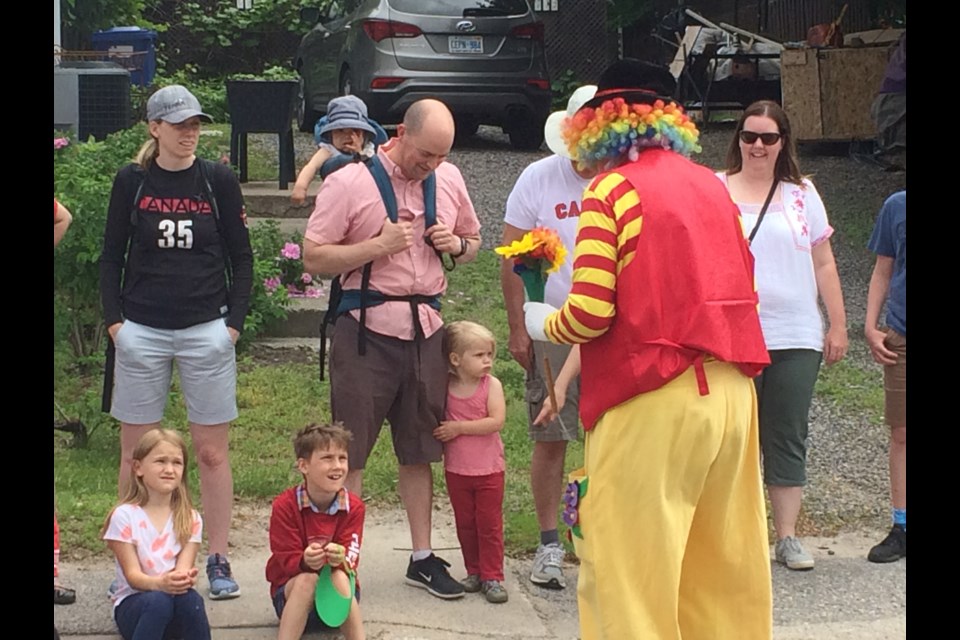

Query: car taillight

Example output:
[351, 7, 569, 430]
[510, 22, 544, 41]
[362, 19, 423, 42]
[370, 77, 406, 89]
[527, 78, 549, 90]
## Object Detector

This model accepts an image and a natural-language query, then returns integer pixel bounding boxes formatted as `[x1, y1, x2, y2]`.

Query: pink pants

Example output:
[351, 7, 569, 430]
[54, 513, 61, 578]
[445, 471, 505, 582]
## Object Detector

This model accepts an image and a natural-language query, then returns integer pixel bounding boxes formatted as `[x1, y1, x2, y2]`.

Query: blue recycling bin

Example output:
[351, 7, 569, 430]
[91, 27, 158, 87]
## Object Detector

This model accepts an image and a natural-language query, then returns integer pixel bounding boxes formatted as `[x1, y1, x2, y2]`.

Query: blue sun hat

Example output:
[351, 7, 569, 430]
[314, 95, 388, 146]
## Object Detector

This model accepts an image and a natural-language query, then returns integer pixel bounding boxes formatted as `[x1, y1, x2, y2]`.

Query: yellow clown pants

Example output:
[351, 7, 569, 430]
[571, 360, 772, 640]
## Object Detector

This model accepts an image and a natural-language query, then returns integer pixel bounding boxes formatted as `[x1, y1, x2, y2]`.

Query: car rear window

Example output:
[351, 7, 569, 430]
[389, 0, 529, 17]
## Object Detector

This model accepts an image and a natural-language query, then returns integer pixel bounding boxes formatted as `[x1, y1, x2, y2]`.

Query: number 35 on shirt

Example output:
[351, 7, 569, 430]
[157, 219, 194, 249]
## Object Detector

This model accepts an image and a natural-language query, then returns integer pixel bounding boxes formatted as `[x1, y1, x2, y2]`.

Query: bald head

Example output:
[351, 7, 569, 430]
[390, 99, 455, 180]
[403, 98, 455, 138]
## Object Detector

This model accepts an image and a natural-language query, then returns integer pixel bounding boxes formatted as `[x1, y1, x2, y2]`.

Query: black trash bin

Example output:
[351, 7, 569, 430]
[226, 80, 298, 189]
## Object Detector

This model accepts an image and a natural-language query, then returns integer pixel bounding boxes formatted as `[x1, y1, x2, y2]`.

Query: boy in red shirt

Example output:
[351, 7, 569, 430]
[266, 423, 366, 640]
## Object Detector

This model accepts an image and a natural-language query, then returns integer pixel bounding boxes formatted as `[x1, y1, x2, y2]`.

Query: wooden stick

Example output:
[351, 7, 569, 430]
[718, 22, 784, 50]
[685, 8, 723, 32]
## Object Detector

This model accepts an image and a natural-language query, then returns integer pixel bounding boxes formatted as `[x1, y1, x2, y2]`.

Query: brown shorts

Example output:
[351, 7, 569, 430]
[882, 328, 906, 429]
[329, 316, 446, 469]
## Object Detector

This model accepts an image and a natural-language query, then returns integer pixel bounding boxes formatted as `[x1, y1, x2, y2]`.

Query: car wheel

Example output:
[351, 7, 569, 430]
[454, 117, 480, 141]
[296, 76, 320, 133]
[340, 67, 353, 96]
[507, 116, 545, 151]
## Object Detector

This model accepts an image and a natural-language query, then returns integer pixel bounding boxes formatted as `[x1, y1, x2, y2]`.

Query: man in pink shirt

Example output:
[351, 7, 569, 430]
[304, 99, 481, 600]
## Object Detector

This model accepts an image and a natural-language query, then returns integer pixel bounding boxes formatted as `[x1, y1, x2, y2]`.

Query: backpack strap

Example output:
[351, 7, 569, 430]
[319, 152, 361, 180]
[196, 159, 232, 291]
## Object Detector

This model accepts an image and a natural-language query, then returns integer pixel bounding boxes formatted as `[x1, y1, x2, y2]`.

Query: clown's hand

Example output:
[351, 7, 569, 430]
[523, 302, 556, 342]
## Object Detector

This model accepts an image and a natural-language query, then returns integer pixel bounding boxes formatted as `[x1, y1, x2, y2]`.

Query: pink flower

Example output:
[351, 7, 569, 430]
[54, 137, 70, 150]
[263, 276, 281, 292]
[280, 242, 301, 260]
[301, 272, 313, 284]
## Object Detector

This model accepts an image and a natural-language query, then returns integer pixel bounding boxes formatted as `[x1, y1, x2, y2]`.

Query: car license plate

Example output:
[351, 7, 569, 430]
[449, 36, 483, 54]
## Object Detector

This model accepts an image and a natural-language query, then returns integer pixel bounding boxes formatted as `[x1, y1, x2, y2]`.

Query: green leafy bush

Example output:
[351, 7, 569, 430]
[163, 0, 311, 75]
[244, 219, 291, 342]
[551, 69, 581, 111]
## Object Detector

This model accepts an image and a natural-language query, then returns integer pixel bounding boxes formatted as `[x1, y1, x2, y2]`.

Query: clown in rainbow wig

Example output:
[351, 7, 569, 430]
[523, 60, 774, 640]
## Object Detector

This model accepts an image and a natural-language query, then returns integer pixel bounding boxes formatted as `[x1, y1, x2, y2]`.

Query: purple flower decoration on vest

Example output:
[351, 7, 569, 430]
[563, 477, 589, 540]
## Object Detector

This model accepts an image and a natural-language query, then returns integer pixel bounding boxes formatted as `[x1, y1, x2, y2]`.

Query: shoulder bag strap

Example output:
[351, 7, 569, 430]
[747, 180, 779, 245]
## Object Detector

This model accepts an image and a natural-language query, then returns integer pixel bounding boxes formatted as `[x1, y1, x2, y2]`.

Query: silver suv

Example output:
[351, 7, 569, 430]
[294, 0, 552, 149]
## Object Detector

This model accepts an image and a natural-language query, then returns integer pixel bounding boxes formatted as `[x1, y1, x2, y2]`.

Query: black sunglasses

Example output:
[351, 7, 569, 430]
[739, 131, 782, 145]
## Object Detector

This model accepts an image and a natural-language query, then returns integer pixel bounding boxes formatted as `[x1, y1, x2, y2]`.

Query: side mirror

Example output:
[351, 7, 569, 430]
[300, 6, 321, 24]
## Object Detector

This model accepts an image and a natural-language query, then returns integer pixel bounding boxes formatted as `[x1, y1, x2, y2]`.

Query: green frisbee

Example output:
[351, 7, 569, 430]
[314, 564, 355, 627]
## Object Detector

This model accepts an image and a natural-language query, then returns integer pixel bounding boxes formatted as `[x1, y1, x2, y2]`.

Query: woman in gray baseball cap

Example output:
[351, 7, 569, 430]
[99, 84, 253, 607]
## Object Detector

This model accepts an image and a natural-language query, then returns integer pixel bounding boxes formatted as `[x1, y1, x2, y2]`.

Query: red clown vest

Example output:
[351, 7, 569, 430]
[578, 149, 770, 430]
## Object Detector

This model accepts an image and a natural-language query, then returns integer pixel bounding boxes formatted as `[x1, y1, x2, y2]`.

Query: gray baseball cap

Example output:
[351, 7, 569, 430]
[146, 85, 213, 124]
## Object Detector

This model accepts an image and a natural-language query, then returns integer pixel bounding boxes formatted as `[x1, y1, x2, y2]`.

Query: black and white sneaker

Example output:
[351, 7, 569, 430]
[405, 554, 465, 599]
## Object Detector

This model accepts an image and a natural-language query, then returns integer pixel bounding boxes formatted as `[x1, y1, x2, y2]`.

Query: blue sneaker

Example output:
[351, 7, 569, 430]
[206, 553, 241, 600]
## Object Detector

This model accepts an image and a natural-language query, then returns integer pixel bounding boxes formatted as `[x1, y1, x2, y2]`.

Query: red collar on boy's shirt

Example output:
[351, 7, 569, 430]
[296, 484, 350, 515]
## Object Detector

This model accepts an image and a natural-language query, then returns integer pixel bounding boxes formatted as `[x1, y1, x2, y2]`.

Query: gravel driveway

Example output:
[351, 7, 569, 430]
[284, 123, 907, 537]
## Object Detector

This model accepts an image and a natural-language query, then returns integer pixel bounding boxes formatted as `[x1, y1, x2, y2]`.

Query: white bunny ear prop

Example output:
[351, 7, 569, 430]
[523, 302, 557, 343]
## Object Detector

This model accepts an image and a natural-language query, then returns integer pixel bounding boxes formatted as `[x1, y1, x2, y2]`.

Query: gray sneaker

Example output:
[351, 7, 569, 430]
[775, 536, 815, 570]
[461, 574, 482, 593]
[481, 580, 509, 604]
[530, 542, 567, 589]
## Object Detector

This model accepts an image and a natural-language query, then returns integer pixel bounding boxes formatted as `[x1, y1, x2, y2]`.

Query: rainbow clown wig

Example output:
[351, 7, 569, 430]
[561, 96, 701, 172]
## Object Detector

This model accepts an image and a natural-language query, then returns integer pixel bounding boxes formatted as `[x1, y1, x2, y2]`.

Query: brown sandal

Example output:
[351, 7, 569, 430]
[53, 585, 76, 605]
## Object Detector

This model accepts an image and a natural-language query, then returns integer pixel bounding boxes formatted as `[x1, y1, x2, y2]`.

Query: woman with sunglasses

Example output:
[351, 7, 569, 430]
[716, 100, 848, 571]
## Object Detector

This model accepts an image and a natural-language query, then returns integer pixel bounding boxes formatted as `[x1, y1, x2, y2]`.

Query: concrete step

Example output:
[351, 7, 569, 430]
[241, 181, 319, 218]
[262, 288, 330, 339]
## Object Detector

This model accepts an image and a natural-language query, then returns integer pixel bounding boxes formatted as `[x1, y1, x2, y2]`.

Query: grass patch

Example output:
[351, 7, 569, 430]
[815, 359, 884, 421]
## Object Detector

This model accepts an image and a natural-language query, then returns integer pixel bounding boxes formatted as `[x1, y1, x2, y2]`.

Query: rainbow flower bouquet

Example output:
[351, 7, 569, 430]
[495, 227, 567, 303]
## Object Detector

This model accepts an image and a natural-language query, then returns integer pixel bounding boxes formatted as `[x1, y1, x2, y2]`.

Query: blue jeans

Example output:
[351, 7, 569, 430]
[114, 590, 210, 640]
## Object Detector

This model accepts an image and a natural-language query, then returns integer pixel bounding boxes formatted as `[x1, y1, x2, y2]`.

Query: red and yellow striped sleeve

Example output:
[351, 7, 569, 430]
[544, 171, 643, 344]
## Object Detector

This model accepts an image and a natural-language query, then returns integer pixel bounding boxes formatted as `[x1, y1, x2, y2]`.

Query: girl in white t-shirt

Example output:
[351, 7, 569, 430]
[102, 429, 210, 640]
[717, 100, 848, 573]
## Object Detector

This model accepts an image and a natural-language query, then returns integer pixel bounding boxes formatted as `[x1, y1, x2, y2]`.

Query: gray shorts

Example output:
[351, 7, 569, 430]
[525, 341, 580, 442]
[111, 318, 238, 425]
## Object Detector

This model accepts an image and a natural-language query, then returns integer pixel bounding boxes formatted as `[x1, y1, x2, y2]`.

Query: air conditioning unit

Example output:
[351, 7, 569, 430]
[54, 63, 132, 141]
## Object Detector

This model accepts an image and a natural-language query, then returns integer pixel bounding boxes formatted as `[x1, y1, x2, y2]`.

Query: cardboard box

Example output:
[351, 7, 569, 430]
[781, 46, 892, 141]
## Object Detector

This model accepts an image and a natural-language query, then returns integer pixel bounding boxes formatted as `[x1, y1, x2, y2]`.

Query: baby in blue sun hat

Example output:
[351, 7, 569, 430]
[291, 95, 388, 204]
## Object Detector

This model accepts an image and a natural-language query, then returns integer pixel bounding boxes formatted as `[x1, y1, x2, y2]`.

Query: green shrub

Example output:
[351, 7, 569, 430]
[133, 67, 230, 123]
[163, 0, 310, 76]
[244, 219, 290, 343]
[551, 69, 581, 111]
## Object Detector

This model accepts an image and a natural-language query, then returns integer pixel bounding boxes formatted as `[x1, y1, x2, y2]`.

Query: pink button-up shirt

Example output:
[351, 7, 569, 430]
[305, 140, 481, 340]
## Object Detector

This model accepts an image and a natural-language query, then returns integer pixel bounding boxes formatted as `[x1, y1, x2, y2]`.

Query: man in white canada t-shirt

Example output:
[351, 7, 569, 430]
[500, 85, 597, 591]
